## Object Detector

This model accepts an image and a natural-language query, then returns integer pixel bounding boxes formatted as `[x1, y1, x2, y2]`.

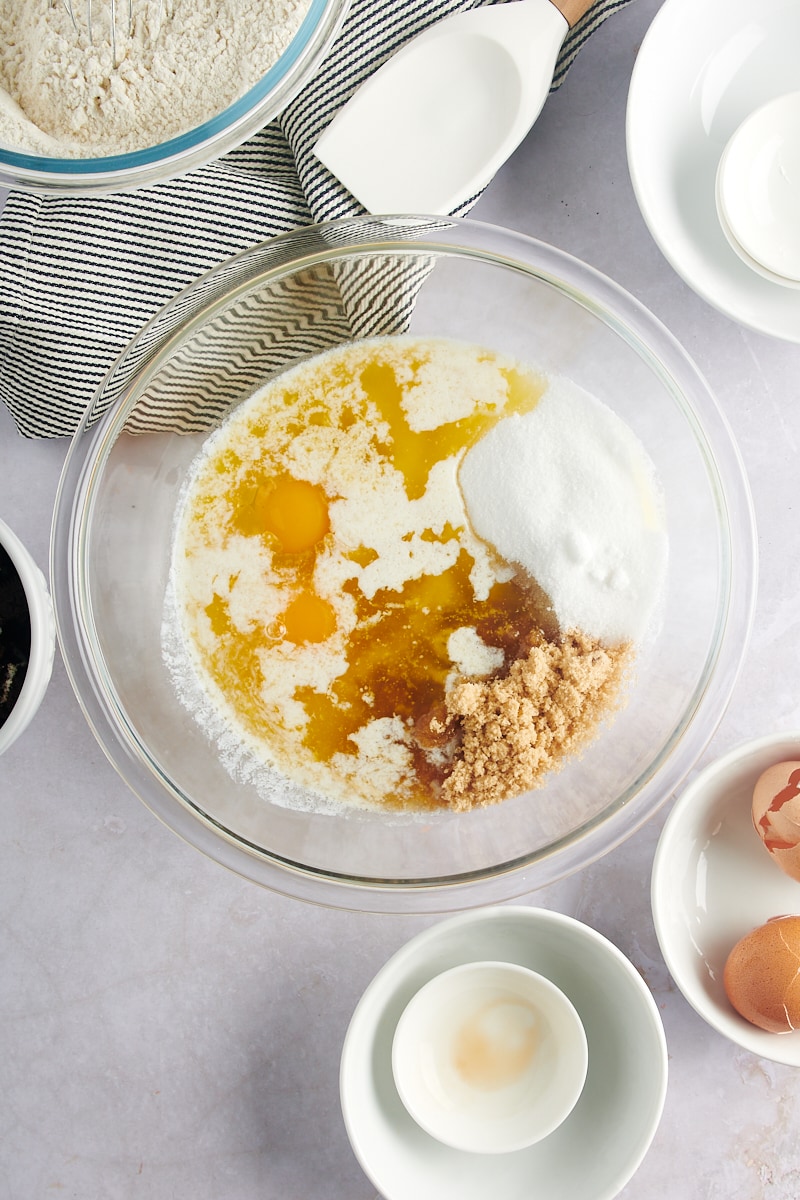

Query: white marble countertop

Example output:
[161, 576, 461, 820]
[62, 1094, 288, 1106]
[3, 0, 800, 1195]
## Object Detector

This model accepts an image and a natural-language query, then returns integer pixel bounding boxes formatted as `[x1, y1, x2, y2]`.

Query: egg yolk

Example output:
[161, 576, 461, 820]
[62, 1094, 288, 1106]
[281, 591, 337, 645]
[235, 476, 329, 552]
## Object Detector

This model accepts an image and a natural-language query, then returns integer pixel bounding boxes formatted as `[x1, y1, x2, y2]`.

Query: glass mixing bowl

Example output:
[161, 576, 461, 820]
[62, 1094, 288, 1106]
[51, 216, 757, 912]
[0, 0, 348, 194]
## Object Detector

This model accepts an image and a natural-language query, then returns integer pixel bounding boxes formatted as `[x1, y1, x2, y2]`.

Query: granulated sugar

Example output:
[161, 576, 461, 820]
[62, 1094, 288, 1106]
[458, 376, 668, 643]
[0, 0, 310, 155]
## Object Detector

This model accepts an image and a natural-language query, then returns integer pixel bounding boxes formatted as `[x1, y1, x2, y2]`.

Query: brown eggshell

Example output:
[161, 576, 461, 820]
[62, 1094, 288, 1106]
[751, 760, 800, 882]
[723, 915, 800, 1033]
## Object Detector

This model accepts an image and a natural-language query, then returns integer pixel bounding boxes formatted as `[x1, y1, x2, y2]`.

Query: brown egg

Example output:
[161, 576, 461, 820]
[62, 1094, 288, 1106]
[723, 915, 800, 1033]
[751, 760, 800, 882]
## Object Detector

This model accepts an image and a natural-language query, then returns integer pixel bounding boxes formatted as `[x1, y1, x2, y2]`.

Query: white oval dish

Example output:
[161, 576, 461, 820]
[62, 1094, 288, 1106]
[716, 92, 800, 286]
[0, 518, 55, 755]
[391, 960, 587, 1154]
[627, 0, 800, 341]
[651, 732, 800, 1064]
[340, 906, 667, 1200]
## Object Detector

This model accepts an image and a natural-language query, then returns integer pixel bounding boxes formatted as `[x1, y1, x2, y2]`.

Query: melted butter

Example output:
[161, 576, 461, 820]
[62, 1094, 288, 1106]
[179, 338, 553, 810]
[295, 551, 555, 805]
[361, 358, 538, 500]
[453, 999, 539, 1091]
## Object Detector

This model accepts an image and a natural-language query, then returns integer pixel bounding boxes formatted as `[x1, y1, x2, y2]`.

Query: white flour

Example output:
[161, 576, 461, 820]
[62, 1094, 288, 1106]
[0, 0, 311, 156]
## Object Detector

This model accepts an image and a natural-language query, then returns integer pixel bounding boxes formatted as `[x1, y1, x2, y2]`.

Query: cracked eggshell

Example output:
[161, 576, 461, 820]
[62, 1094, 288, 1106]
[723, 915, 800, 1034]
[751, 760, 800, 881]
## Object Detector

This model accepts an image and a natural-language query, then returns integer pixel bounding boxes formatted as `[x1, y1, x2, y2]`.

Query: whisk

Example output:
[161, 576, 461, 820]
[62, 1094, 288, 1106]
[52, 0, 173, 66]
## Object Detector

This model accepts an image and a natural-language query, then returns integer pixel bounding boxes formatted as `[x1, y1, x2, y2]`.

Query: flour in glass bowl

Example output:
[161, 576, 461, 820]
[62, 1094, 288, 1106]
[0, 0, 311, 156]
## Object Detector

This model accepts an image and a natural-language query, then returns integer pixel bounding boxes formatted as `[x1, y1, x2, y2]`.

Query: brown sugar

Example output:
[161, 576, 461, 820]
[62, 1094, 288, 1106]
[439, 631, 634, 812]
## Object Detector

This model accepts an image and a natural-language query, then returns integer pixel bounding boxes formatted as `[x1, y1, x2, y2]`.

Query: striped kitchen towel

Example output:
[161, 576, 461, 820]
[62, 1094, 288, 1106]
[0, 0, 634, 438]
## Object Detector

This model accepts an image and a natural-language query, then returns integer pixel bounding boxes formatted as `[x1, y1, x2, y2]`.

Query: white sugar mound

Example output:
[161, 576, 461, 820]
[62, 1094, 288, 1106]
[459, 376, 668, 643]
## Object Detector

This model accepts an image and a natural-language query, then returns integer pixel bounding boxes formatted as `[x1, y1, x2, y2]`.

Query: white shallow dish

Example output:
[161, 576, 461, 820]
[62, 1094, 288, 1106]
[652, 732, 800, 1065]
[340, 906, 667, 1200]
[626, 0, 800, 341]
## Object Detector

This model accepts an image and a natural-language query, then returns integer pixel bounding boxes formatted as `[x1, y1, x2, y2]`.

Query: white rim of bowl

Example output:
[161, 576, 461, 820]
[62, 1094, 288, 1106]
[0, 518, 55, 755]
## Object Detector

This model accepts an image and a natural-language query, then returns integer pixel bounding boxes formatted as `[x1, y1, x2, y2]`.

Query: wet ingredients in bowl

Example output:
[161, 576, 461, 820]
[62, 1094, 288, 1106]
[163, 336, 667, 815]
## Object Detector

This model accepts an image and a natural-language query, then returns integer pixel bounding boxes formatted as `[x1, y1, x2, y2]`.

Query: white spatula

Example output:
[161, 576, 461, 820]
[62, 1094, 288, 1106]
[314, 0, 594, 214]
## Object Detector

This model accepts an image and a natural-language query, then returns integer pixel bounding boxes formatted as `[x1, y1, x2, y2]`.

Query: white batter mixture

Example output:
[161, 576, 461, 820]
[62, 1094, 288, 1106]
[162, 336, 668, 815]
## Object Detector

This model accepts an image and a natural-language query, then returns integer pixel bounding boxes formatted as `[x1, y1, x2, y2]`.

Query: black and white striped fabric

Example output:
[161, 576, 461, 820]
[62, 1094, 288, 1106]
[0, 0, 633, 438]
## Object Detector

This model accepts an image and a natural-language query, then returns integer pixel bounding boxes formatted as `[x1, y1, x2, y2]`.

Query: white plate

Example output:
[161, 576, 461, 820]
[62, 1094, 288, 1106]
[626, 0, 800, 341]
[340, 906, 667, 1200]
[651, 732, 800, 1064]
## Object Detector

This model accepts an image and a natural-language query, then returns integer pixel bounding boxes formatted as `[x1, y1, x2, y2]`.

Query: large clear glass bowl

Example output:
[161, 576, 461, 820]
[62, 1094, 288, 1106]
[0, 0, 348, 194]
[50, 216, 757, 912]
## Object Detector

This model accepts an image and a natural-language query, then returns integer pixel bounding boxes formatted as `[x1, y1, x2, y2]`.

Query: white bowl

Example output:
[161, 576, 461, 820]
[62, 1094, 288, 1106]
[714, 194, 800, 291]
[627, 0, 800, 341]
[391, 960, 587, 1155]
[651, 731, 800, 1064]
[340, 906, 667, 1200]
[0, 518, 55, 754]
[715, 92, 800, 288]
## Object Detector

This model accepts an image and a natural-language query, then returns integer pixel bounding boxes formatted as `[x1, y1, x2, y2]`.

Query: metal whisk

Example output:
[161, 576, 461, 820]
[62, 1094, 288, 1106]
[52, 0, 172, 67]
